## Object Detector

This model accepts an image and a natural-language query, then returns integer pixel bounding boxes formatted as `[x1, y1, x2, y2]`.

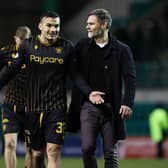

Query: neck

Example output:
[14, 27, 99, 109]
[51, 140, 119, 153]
[95, 31, 109, 43]
[38, 35, 56, 46]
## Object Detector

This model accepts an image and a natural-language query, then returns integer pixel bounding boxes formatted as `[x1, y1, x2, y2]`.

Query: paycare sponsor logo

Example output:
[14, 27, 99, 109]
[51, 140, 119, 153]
[30, 54, 64, 64]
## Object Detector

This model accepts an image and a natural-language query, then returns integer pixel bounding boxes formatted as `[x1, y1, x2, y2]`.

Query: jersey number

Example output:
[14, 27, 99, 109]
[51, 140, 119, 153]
[56, 122, 65, 134]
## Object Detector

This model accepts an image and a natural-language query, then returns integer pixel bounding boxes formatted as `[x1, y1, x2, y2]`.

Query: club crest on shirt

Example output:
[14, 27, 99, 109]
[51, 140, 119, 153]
[55, 47, 63, 54]
[34, 45, 38, 50]
[11, 52, 19, 58]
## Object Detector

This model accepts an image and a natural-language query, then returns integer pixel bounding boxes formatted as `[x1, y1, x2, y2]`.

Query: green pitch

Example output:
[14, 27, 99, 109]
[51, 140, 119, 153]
[0, 157, 168, 168]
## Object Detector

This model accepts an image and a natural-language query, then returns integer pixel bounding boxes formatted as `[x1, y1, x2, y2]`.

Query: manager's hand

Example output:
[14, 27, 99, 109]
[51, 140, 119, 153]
[119, 105, 133, 118]
[89, 91, 105, 104]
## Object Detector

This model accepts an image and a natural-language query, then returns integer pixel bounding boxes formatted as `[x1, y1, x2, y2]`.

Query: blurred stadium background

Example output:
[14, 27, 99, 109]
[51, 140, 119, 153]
[0, 0, 168, 167]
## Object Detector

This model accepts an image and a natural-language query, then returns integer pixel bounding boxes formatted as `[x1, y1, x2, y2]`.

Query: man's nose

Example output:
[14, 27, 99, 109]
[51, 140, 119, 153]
[51, 26, 57, 32]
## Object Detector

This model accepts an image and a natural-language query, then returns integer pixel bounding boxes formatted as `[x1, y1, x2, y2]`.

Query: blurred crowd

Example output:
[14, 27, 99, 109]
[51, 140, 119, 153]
[113, 2, 168, 62]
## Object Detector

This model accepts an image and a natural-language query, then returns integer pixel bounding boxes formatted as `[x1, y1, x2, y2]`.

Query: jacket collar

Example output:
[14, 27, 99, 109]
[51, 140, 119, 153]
[108, 33, 118, 49]
[88, 32, 118, 49]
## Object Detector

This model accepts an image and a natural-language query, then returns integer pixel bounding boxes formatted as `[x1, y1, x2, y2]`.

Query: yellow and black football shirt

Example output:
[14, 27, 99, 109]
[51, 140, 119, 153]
[0, 44, 26, 106]
[0, 36, 75, 112]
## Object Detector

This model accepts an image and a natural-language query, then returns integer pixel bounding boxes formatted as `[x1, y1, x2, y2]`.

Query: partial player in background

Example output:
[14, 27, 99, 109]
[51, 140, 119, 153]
[0, 26, 44, 168]
[149, 103, 168, 158]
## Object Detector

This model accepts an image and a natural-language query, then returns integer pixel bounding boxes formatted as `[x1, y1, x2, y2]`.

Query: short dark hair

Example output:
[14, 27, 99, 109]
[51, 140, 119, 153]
[40, 10, 60, 21]
[15, 26, 31, 40]
[88, 9, 112, 29]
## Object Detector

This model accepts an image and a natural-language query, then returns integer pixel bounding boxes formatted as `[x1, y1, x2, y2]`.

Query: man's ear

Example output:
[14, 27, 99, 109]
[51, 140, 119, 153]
[102, 22, 108, 29]
[38, 22, 42, 31]
[14, 36, 18, 44]
[14, 35, 16, 41]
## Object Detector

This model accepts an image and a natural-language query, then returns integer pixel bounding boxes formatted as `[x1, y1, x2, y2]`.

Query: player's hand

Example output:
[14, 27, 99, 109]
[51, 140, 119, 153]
[119, 105, 133, 119]
[89, 91, 105, 104]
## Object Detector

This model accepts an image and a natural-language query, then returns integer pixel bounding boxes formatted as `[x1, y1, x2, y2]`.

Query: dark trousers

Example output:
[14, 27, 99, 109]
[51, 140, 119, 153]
[157, 131, 167, 158]
[80, 101, 118, 168]
[157, 141, 164, 158]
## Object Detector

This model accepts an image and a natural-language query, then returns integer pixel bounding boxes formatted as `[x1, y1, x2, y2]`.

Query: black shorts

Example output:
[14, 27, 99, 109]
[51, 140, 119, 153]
[2, 103, 25, 135]
[26, 110, 66, 150]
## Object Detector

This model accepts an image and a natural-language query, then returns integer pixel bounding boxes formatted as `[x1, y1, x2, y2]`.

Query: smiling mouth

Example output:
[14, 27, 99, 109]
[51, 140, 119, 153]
[48, 34, 58, 38]
[49, 33, 57, 36]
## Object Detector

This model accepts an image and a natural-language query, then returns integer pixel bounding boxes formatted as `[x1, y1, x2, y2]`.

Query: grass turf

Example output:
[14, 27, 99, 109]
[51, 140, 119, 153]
[0, 157, 168, 168]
